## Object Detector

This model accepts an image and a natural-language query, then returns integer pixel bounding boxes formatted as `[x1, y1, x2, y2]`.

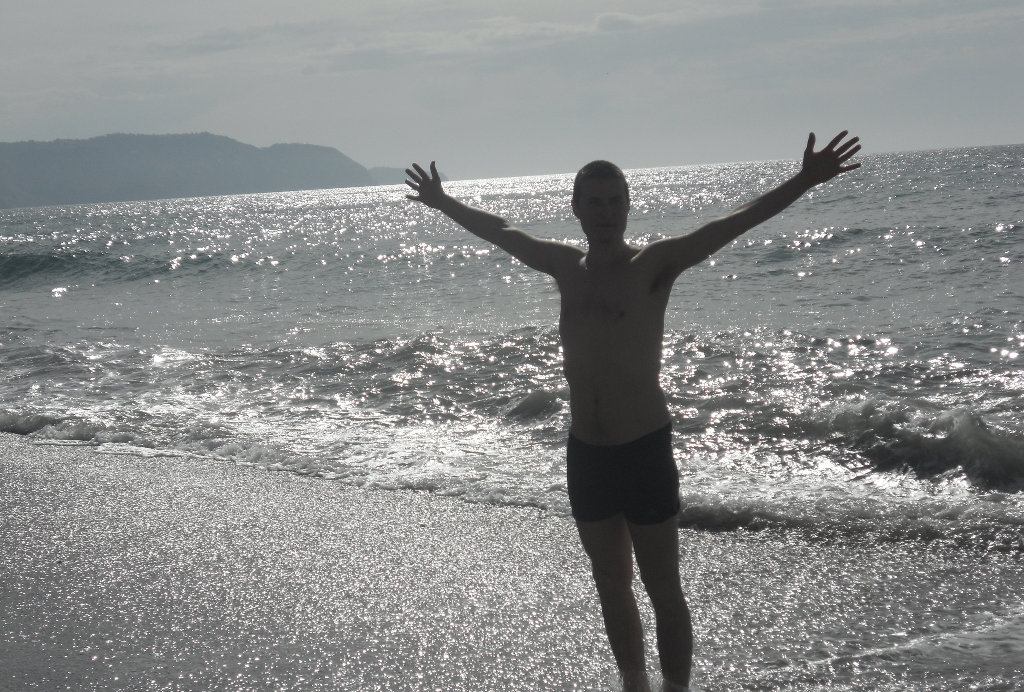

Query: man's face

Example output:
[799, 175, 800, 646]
[571, 178, 630, 244]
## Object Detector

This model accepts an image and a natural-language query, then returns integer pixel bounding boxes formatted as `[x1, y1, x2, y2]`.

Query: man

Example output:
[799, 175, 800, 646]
[405, 131, 861, 691]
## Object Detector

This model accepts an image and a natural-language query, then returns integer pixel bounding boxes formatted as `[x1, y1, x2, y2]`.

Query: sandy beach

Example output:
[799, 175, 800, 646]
[3, 432, 1022, 691]
[1, 433, 623, 690]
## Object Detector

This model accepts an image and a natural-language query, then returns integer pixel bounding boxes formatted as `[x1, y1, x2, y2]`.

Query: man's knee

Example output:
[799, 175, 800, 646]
[639, 573, 686, 612]
[590, 559, 633, 596]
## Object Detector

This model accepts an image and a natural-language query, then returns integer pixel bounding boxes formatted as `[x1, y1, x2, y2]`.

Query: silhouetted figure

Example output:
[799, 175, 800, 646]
[406, 131, 861, 691]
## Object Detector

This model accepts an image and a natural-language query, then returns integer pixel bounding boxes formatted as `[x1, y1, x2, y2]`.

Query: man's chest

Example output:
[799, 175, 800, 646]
[557, 269, 664, 328]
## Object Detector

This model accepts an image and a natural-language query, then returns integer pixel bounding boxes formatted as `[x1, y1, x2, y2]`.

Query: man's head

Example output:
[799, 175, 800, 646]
[572, 160, 629, 207]
[572, 161, 630, 244]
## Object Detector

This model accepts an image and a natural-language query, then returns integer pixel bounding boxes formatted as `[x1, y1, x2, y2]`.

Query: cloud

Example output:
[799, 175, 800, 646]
[594, 13, 648, 32]
[303, 3, 763, 73]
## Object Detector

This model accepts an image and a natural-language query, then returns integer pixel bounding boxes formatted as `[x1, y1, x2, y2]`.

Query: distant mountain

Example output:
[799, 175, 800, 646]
[0, 133, 378, 209]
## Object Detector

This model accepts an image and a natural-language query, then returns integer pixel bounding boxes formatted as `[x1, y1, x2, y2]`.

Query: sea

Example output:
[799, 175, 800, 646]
[2, 143, 1022, 690]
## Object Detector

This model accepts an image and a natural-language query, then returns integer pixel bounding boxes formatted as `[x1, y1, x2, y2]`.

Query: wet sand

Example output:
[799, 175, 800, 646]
[1, 433, 624, 690]
[3, 432, 1021, 691]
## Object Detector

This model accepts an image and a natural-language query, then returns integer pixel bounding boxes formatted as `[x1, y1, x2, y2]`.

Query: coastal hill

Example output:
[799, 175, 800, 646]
[0, 133, 407, 209]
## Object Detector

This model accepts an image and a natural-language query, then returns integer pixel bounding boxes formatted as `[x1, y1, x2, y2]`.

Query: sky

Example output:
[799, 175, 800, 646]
[2, 0, 1022, 180]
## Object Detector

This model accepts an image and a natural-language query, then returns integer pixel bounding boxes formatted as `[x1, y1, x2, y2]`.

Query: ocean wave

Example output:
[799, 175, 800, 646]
[0, 247, 280, 290]
[814, 400, 1024, 488]
[0, 409, 61, 435]
[0, 250, 169, 288]
[676, 484, 1023, 553]
[0, 409, 150, 445]
[4, 327, 1022, 488]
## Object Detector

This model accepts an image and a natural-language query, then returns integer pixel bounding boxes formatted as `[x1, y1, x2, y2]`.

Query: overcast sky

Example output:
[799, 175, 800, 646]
[2, 0, 1021, 179]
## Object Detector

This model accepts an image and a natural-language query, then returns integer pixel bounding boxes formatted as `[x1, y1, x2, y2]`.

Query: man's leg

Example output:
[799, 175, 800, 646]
[629, 516, 693, 689]
[576, 514, 650, 691]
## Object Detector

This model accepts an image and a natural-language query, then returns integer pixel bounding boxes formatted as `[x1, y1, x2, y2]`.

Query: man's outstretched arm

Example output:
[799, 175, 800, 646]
[643, 131, 862, 277]
[405, 161, 580, 276]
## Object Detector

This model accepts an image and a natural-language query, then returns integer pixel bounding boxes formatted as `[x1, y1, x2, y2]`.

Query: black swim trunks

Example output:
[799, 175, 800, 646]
[566, 423, 680, 524]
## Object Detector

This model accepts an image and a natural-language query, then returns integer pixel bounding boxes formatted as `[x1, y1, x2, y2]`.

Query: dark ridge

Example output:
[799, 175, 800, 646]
[0, 133, 376, 209]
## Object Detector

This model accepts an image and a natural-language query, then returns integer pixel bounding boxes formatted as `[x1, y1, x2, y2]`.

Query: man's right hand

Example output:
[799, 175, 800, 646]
[405, 161, 446, 208]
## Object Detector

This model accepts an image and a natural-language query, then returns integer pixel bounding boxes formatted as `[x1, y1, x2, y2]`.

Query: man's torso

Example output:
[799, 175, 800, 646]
[555, 247, 674, 445]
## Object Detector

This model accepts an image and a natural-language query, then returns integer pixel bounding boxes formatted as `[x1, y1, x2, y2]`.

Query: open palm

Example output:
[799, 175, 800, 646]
[802, 131, 861, 185]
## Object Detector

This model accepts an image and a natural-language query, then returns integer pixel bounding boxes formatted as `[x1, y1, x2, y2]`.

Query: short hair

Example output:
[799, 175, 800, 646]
[572, 160, 629, 205]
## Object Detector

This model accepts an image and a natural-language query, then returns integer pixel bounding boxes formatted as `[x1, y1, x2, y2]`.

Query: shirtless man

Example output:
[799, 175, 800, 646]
[405, 131, 861, 691]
